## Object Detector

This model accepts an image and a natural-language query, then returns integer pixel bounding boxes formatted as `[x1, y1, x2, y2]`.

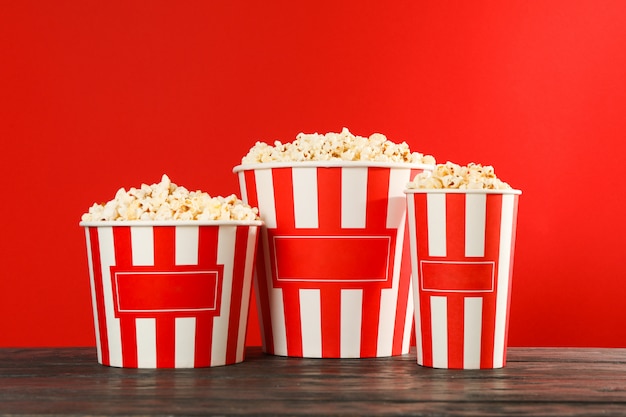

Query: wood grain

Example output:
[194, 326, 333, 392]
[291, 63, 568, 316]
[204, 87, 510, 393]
[2, 347, 626, 416]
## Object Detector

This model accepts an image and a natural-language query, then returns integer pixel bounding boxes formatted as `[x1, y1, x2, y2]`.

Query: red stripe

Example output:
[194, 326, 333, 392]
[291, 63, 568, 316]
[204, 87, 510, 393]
[391, 226, 412, 355]
[272, 168, 296, 229]
[153, 226, 175, 267]
[194, 225, 219, 367]
[153, 226, 176, 367]
[317, 167, 342, 230]
[193, 316, 212, 367]
[112, 226, 133, 265]
[87, 227, 110, 365]
[320, 288, 341, 357]
[242, 170, 259, 209]
[360, 289, 381, 357]
[282, 288, 303, 356]
[445, 193, 466, 258]
[112, 226, 138, 368]
[447, 295, 464, 369]
[365, 167, 391, 231]
[419, 294, 433, 367]
[156, 317, 175, 368]
[478, 194, 503, 368]
[225, 226, 250, 365]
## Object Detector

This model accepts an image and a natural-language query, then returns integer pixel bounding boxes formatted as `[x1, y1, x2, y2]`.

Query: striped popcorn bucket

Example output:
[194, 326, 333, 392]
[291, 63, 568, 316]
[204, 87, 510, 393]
[233, 161, 432, 358]
[80, 220, 261, 368]
[405, 189, 521, 369]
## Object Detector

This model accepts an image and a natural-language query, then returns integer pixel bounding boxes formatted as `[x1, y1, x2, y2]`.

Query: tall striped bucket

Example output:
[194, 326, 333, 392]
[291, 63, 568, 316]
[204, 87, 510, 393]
[234, 161, 432, 358]
[405, 189, 521, 369]
[80, 220, 261, 368]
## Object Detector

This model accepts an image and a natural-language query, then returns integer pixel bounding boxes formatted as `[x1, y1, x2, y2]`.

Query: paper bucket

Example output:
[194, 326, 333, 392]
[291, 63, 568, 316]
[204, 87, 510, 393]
[233, 161, 432, 358]
[80, 220, 261, 368]
[405, 189, 521, 369]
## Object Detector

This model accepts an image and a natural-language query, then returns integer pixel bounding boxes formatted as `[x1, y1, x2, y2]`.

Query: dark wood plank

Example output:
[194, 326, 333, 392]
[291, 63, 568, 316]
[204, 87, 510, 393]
[1, 347, 626, 416]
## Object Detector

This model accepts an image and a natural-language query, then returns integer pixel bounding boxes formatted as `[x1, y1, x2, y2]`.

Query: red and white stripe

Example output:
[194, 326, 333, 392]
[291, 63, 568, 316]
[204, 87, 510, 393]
[82, 222, 259, 368]
[406, 190, 520, 369]
[236, 163, 428, 358]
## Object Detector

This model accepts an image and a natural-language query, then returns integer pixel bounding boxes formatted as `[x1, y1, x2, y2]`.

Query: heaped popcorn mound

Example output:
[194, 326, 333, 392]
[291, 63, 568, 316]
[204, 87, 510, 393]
[81, 174, 259, 221]
[241, 127, 436, 164]
[407, 162, 512, 190]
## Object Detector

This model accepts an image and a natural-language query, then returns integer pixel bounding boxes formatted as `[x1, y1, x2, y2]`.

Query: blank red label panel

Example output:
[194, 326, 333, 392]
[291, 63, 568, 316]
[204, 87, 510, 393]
[420, 261, 494, 292]
[111, 267, 222, 315]
[272, 235, 391, 283]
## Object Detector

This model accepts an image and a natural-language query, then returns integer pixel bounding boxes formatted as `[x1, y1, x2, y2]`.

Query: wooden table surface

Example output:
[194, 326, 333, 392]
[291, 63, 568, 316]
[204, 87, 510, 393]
[1, 347, 626, 416]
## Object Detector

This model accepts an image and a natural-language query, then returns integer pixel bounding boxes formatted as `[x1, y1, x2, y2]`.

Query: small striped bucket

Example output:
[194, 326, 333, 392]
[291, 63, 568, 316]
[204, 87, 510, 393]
[80, 220, 261, 368]
[234, 161, 432, 358]
[405, 189, 521, 369]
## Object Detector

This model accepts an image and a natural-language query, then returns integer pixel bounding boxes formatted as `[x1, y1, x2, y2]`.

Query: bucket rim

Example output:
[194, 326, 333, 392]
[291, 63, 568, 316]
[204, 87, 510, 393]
[233, 161, 435, 172]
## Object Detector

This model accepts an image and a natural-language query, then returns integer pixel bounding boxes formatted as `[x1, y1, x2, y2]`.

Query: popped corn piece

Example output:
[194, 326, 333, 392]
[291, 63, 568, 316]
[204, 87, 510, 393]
[241, 127, 435, 165]
[81, 175, 260, 222]
[407, 162, 513, 190]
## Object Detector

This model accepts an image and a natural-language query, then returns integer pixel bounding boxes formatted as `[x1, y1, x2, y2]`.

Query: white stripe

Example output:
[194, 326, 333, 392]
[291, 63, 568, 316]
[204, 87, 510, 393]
[407, 195, 423, 364]
[212, 225, 236, 366]
[427, 194, 447, 256]
[136, 318, 157, 368]
[84, 228, 102, 364]
[269, 288, 287, 355]
[292, 167, 319, 228]
[377, 214, 405, 356]
[175, 317, 196, 368]
[430, 296, 448, 368]
[98, 227, 122, 367]
[175, 226, 199, 265]
[402, 276, 414, 354]
[386, 168, 411, 228]
[255, 169, 277, 228]
[493, 195, 515, 368]
[465, 193, 487, 257]
[236, 227, 258, 362]
[463, 297, 483, 369]
[340, 289, 363, 358]
[130, 226, 154, 266]
[299, 289, 322, 357]
[238, 171, 248, 203]
[341, 167, 368, 228]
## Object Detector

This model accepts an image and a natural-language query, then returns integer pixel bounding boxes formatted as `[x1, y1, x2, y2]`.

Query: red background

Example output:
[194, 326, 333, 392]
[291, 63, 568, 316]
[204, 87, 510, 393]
[1, 0, 626, 348]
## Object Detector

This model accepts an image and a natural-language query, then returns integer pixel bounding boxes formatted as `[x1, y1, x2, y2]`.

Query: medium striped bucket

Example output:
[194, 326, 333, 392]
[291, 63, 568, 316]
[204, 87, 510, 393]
[234, 161, 432, 358]
[405, 189, 521, 369]
[80, 220, 261, 368]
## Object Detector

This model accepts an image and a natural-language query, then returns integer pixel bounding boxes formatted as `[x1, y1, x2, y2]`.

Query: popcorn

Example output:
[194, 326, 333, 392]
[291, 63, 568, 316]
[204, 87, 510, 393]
[81, 175, 259, 221]
[407, 162, 513, 190]
[241, 127, 436, 165]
